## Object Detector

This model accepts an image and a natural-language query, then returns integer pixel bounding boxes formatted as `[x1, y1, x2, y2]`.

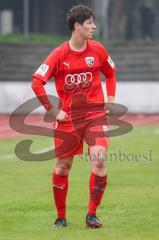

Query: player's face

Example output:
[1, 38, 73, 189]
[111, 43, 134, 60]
[78, 17, 96, 39]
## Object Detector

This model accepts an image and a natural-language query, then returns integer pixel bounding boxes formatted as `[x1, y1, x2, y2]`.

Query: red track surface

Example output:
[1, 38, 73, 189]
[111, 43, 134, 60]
[0, 114, 159, 140]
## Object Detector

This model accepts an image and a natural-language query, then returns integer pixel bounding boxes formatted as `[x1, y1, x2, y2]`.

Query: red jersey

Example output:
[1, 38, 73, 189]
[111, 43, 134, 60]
[32, 40, 116, 114]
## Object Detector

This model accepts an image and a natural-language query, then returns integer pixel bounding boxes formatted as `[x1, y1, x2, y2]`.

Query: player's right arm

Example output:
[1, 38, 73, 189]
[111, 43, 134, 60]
[31, 49, 68, 121]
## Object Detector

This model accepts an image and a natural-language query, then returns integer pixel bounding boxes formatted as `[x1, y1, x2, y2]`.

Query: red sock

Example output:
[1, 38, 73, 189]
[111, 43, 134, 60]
[52, 172, 68, 219]
[88, 172, 107, 215]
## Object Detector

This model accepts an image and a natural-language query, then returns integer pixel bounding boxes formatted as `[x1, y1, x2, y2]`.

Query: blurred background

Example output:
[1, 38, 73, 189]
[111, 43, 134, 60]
[1, 3, 159, 240]
[0, 0, 159, 114]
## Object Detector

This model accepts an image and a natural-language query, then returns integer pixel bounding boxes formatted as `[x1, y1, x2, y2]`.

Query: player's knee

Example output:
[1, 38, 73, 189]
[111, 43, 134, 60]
[55, 163, 71, 175]
[90, 152, 106, 167]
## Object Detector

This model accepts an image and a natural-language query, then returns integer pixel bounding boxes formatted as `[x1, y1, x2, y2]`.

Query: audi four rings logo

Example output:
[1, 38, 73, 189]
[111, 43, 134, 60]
[64, 72, 92, 92]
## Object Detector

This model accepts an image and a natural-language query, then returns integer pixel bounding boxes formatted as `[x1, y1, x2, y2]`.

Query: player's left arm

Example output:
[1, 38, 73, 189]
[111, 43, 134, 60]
[100, 46, 116, 104]
[98, 44, 116, 115]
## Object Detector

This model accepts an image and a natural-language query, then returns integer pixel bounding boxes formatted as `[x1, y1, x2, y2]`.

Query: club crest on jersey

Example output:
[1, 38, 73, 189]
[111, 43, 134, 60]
[85, 57, 94, 67]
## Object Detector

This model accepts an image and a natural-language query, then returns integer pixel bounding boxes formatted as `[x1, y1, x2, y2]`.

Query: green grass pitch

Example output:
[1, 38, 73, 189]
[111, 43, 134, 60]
[0, 126, 159, 240]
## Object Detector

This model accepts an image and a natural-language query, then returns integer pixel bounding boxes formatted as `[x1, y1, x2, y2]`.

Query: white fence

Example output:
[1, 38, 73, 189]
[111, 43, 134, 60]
[0, 81, 159, 114]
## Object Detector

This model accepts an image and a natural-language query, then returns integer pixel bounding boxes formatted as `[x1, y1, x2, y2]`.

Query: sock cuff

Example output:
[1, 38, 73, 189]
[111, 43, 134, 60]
[53, 171, 68, 178]
[91, 172, 107, 183]
[53, 172, 68, 185]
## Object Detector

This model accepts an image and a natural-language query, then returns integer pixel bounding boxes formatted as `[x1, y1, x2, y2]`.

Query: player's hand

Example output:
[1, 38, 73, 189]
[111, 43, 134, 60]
[104, 103, 113, 117]
[56, 110, 68, 122]
[104, 97, 115, 117]
[44, 108, 56, 122]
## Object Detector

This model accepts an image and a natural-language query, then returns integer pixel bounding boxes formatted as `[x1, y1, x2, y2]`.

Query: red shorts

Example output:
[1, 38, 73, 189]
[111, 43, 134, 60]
[53, 114, 109, 158]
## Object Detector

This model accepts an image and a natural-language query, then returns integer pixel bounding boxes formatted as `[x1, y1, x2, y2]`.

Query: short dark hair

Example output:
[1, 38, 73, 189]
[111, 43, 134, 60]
[67, 4, 95, 32]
